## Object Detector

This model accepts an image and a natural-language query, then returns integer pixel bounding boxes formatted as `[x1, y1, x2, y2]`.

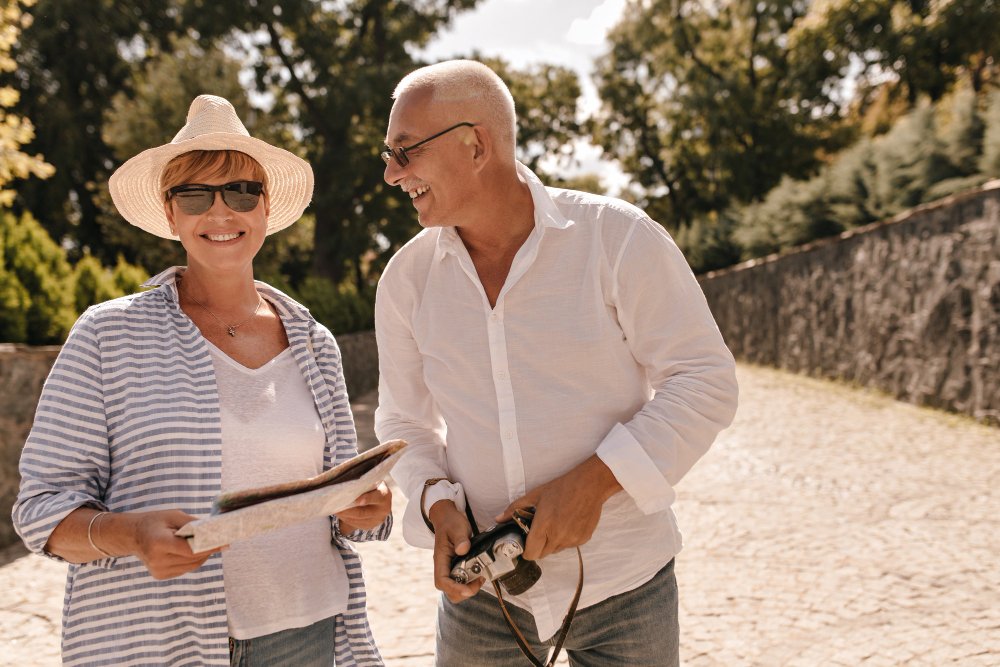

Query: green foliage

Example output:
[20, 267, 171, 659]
[71, 252, 121, 313]
[10, 0, 180, 251]
[733, 176, 842, 259]
[981, 90, 1000, 178]
[729, 89, 997, 262]
[871, 105, 954, 215]
[0, 207, 75, 342]
[177, 0, 483, 288]
[939, 85, 985, 177]
[111, 254, 149, 295]
[0, 0, 54, 206]
[0, 222, 28, 341]
[593, 0, 853, 227]
[292, 276, 374, 336]
[0, 208, 148, 343]
[672, 211, 742, 274]
[795, 0, 1000, 108]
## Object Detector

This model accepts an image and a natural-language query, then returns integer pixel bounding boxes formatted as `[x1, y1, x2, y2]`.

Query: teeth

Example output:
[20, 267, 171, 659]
[206, 233, 240, 242]
[409, 185, 430, 199]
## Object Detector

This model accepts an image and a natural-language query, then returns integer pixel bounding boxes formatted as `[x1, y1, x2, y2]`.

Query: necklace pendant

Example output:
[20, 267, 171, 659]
[227, 326, 237, 337]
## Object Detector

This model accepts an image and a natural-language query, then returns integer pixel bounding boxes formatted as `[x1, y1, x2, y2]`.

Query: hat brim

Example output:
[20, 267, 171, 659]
[109, 133, 315, 240]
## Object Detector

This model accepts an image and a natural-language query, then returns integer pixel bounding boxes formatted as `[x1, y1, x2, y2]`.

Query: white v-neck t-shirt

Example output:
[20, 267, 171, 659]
[206, 339, 348, 639]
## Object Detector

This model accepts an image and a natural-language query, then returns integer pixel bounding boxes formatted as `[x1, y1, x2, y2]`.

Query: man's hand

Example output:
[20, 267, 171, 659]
[338, 482, 392, 534]
[496, 455, 622, 560]
[429, 499, 484, 603]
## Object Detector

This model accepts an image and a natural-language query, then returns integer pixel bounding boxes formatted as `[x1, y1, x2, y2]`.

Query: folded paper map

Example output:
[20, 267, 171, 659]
[176, 440, 407, 552]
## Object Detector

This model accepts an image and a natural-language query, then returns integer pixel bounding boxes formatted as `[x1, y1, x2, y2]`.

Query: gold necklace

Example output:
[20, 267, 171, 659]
[183, 288, 264, 337]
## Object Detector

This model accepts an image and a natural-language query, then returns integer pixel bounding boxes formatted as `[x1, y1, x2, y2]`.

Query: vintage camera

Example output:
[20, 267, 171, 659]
[450, 516, 541, 596]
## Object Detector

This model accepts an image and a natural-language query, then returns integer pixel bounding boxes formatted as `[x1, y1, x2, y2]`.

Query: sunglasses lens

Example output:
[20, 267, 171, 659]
[173, 190, 214, 215]
[222, 182, 261, 212]
[170, 182, 262, 214]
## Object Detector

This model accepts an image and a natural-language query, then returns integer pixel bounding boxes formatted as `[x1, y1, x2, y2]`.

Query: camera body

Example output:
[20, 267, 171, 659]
[450, 516, 541, 596]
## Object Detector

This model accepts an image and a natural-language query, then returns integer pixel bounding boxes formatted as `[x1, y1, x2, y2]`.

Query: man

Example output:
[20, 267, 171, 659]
[374, 59, 738, 666]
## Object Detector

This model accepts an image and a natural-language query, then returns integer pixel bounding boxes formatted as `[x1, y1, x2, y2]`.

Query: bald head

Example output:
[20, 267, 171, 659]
[393, 60, 517, 161]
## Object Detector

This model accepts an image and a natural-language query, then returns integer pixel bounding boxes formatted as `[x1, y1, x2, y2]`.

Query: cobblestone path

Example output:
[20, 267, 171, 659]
[2, 364, 997, 665]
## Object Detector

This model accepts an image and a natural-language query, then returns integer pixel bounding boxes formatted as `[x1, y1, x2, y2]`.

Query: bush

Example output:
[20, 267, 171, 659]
[292, 276, 374, 335]
[0, 210, 151, 343]
[0, 209, 76, 343]
[72, 253, 122, 313]
[980, 90, 1000, 178]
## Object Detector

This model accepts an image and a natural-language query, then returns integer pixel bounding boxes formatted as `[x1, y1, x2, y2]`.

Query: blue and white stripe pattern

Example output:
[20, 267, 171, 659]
[13, 266, 390, 666]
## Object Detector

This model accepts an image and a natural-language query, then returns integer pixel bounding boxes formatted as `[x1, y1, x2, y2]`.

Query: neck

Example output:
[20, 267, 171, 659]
[179, 263, 259, 310]
[456, 167, 535, 259]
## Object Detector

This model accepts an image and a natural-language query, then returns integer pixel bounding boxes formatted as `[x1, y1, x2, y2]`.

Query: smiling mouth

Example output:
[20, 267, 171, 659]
[409, 185, 430, 199]
[202, 232, 244, 242]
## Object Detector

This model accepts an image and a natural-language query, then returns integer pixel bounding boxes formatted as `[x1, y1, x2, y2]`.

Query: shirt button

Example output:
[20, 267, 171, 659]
[504, 430, 514, 440]
[497, 371, 508, 380]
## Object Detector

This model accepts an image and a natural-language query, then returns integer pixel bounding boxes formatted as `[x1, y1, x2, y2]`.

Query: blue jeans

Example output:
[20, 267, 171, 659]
[229, 615, 336, 666]
[437, 559, 678, 667]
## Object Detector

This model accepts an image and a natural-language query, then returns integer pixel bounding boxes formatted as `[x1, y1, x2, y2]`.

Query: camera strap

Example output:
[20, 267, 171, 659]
[477, 509, 585, 667]
[420, 480, 584, 666]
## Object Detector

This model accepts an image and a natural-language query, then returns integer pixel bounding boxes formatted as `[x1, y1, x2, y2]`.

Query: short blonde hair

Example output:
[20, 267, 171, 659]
[393, 60, 517, 159]
[160, 150, 268, 201]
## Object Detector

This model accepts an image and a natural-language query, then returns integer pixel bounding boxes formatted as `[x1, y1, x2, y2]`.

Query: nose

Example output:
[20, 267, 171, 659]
[383, 157, 404, 186]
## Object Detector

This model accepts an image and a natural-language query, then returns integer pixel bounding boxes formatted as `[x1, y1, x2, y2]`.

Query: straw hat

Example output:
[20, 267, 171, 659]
[109, 95, 314, 240]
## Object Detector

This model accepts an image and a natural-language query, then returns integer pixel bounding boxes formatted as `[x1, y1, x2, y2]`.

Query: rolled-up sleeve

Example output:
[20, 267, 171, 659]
[12, 312, 111, 558]
[595, 217, 739, 514]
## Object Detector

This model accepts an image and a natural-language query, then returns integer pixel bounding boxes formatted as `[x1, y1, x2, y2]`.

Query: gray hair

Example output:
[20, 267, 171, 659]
[393, 60, 517, 159]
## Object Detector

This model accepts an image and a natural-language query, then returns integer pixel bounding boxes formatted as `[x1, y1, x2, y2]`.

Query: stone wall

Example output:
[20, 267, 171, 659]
[699, 181, 1000, 425]
[0, 344, 61, 548]
[0, 331, 378, 549]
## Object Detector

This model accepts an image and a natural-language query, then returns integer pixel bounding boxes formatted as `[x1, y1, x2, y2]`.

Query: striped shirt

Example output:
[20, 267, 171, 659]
[13, 266, 390, 666]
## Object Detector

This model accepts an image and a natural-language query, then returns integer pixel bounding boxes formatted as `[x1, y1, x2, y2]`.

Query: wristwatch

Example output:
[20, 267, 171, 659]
[420, 477, 465, 533]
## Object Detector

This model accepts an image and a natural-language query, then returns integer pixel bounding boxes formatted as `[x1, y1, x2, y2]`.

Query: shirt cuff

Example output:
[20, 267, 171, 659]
[421, 480, 467, 518]
[596, 423, 675, 515]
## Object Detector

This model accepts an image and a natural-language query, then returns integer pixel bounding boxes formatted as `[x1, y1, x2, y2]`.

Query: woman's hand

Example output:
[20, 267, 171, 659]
[44, 507, 222, 579]
[126, 510, 223, 579]
[337, 482, 392, 533]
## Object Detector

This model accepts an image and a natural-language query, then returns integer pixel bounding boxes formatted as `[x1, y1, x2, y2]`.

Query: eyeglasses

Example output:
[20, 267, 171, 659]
[380, 122, 475, 168]
[166, 180, 265, 215]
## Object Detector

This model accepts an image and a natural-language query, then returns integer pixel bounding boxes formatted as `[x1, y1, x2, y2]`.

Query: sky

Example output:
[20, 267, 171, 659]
[417, 0, 630, 192]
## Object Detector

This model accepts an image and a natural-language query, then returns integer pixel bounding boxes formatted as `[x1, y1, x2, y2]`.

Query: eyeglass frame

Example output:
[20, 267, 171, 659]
[165, 180, 266, 215]
[380, 122, 476, 168]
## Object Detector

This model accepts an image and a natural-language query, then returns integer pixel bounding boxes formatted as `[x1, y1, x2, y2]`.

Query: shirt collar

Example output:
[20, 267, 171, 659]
[433, 161, 575, 262]
[143, 266, 313, 322]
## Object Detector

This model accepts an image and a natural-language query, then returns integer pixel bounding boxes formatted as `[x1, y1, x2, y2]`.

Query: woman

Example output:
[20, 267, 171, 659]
[13, 95, 391, 666]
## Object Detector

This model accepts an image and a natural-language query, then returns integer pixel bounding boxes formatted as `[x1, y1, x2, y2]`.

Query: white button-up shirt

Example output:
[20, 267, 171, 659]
[375, 163, 738, 641]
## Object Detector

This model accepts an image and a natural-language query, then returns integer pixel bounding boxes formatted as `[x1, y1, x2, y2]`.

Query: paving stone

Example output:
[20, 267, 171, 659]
[1, 365, 998, 665]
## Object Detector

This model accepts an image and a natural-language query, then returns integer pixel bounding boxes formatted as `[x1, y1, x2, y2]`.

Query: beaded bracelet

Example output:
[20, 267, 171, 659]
[87, 511, 114, 559]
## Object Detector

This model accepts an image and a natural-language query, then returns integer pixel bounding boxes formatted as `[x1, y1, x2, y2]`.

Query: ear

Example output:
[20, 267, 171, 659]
[468, 126, 492, 173]
[163, 200, 178, 236]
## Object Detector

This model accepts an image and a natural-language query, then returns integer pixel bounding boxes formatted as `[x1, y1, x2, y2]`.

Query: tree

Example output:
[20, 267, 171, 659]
[592, 0, 852, 230]
[9, 0, 178, 251]
[793, 0, 1000, 113]
[0, 0, 53, 206]
[174, 0, 484, 288]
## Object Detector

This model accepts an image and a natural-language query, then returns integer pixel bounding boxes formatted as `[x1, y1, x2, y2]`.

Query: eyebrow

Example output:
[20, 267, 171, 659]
[386, 131, 415, 146]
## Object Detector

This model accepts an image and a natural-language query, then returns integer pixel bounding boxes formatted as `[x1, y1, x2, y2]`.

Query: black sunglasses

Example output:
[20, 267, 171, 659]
[166, 180, 265, 215]
[380, 122, 475, 168]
